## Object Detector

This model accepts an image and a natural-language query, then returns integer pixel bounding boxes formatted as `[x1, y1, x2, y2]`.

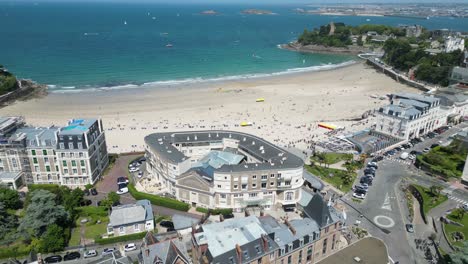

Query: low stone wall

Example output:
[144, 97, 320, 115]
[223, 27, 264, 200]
[0, 79, 47, 106]
[366, 59, 430, 92]
[409, 185, 428, 224]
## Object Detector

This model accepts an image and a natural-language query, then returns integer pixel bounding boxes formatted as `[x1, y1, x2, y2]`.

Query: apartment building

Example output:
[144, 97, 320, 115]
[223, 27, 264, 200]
[374, 93, 441, 140]
[56, 119, 109, 186]
[0, 117, 108, 188]
[191, 194, 343, 264]
[144, 131, 304, 211]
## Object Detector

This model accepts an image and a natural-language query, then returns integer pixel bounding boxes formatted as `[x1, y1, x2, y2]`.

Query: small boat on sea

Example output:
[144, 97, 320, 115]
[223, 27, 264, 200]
[166, 44, 173, 47]
[124, 20, 127, 25]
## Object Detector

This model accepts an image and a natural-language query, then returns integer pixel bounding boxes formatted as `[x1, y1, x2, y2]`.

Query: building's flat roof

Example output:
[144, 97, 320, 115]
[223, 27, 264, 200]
[393, 93, 440, 104]
[144, 131, 304, 172]
[0, 171, 22, 180]
[58, 119, 96, 135]
[194, 216, 267, 258]
[316, 237, 389, 264]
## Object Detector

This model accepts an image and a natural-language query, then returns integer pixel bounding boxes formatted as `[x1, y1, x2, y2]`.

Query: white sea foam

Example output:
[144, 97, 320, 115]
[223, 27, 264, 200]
[48, 60, 357, 93]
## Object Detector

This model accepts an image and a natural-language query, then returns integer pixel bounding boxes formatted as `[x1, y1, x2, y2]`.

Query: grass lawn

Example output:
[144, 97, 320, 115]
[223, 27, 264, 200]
[412, 185, 448, 215]
[84, 218, 109, 240]
[445, 213, 468, 248]
[310, 152, 353, 165]
[306, 165, 355, 193]
[68, 227, 82, 246]
[417, 139, 467, 178]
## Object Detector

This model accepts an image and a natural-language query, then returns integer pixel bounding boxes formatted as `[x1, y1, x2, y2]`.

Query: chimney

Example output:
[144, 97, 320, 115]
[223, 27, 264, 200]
[235, 244, 242, 264]
[261, 234, 268, 251]
[145, 249, 150, 257]
[219, 214, 225, 222]
[284, 219, 296, 235]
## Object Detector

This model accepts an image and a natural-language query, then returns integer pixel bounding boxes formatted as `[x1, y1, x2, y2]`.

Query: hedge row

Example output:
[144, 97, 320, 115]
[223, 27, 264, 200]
[95, 232, 147, 245]
[127, 184, 190, 212]
[0, 244, 31, 260]
[195, 207, 232, 215]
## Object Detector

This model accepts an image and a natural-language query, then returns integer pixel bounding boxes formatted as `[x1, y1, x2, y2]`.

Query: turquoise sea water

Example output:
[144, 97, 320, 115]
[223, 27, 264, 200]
[1, 2, 468, 92]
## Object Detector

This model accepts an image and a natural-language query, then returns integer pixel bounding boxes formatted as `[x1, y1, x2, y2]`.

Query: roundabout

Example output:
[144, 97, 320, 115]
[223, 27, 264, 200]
[373, 215, 395, 228]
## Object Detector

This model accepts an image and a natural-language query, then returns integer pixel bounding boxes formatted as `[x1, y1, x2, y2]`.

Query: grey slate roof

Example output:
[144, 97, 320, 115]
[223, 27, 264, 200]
[142, 239, 190, 264]
[88, 251, 132, 264]
[259, 215, 319, 248]
[136, 200, 153, 222]
[144, 131, 304, 172]
[301, 194, 342, 228]
[393, 93, 440, 104]
[109, 200, 152, 227]
[12, 127, 58, 148]
[172, 214, 200, 230]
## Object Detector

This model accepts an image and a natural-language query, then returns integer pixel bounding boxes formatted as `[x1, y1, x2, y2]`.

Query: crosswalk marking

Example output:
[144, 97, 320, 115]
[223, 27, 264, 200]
[447, 195, 468, 205]
[383, 156, 412, 165]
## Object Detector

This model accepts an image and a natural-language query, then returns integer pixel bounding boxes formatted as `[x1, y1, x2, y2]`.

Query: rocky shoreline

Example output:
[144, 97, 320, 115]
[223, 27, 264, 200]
[0, 79, 47, 107]
[280, 42, 373, 55]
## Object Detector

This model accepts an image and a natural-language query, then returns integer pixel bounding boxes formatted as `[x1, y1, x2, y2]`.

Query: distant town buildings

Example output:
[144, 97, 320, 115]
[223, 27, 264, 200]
[403, 24, 423, 38]
[0, 117, 108, 189]
[144, 131, 304, 211]
[107, 200, 154, 237]
[374, 93, 441, 140]
[444, 37, 465, 53]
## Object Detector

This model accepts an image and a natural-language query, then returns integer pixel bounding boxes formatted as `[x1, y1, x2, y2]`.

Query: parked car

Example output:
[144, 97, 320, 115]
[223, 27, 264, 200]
[80, 199, 92, 206]
[400, 152, 409, 160]
[44, 255, 62, 263]
[129, 167, 139, 173]
[63, 251, 80, 261]
[124, 243, 137, 252]
[84, 250, 97, 258]
[354, 185, 368, 192]
[102, 248, 116, 256]
[117, 177, 129, 184]
[408, 154, 416, 161]
[159, 220, 174, 228]
[367, 164, 378, 170]
[223, 213, 234, 219]
[430, 144, 439, 149]
[353, 192, 366, 199]
[90, 188, 98, 195]
[406, 224, 414, 233]
[364, 169, 375, 175]
[138, 157, 146, 162]
[461, 204, 468, 211]
[117, 187, 129, 195]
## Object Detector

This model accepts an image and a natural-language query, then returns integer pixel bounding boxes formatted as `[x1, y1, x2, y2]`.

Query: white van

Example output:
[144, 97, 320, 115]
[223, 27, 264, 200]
[400, 152, 409, 160]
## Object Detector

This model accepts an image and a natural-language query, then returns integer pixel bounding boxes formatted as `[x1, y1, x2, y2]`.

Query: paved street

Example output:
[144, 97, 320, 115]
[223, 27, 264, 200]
[343, 161, 420, 264]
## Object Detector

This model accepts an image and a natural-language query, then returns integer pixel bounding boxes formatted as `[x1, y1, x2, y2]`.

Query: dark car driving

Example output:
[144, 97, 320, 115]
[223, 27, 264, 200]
[159, 220, 174, 228]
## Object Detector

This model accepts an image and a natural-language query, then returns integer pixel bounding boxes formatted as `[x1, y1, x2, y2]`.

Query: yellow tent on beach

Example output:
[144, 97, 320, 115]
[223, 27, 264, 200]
[240, 122, 253, 127]
[256, 98, 265, 102]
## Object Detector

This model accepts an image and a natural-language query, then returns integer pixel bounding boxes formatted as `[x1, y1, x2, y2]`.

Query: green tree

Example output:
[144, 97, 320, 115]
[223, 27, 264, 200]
[19, 190, 68, 237]
[448, 241, 468, 264]
[0, 202, 18, 239]
[452, 208, 465, 220]
[0, 186, 21, 209]
[429, 185, 443, 196]
[108, 191, 120, 205]
[39, 224, 65, 253]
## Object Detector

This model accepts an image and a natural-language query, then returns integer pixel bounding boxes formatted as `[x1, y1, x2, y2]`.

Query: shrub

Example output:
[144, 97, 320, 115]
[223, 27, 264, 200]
[127, 184, 189, 211]
[155, 215, 171, 223]
[95, 232, 146, 245]
[196, 207, 209, 214]
[210, 208, 233, 215]
[0, 244, 31, 259]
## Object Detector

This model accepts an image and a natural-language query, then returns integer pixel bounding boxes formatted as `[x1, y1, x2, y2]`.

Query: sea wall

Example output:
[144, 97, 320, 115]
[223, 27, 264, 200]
[365, 59, 430, 92]
[0, 79, 47, 106]
[281, 42, 371, 55]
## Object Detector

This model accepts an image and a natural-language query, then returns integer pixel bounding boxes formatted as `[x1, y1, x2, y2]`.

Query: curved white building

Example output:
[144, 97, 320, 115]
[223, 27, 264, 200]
[144, 131, 304, 211]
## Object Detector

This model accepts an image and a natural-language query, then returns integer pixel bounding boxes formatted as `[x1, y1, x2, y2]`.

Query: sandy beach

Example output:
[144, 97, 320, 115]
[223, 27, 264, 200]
[0, 62, 415, 155]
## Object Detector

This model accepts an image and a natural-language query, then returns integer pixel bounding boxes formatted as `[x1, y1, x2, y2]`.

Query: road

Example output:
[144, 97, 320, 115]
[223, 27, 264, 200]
[341, 122, 468, 263]
[343, 161, 421, 264]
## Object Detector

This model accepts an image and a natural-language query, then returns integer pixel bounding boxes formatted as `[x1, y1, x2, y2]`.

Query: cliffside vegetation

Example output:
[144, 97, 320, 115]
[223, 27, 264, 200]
[383, 39, 464, 86]
[0, 65, 18, 96]
[298, 23, 405, 47]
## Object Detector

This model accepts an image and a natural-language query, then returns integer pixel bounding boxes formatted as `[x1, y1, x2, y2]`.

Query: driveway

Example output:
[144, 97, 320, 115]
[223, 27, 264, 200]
[95, 155, 201, 219]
